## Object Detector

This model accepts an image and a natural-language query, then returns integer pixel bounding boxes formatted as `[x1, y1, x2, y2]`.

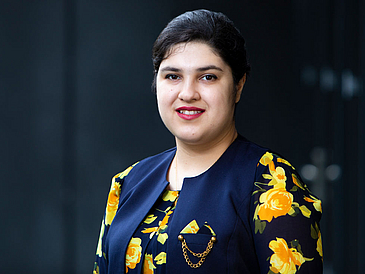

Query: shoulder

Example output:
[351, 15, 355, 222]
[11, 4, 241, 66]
[235, 135, 268, 155]
[253, 151, 322, 222]
[255, 151, 311, 192]
[230, 135, 269, 171]
[113, 147, 176, 183]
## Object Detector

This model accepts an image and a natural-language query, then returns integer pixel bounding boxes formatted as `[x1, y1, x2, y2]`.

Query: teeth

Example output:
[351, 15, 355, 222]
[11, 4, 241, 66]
[179, 110, 202, 115]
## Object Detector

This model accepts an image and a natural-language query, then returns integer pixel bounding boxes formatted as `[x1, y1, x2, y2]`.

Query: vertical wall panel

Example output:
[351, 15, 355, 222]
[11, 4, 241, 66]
[0, 1, 64, 273]
[358, 0, 365, 271]
[1, 1, 363, 273]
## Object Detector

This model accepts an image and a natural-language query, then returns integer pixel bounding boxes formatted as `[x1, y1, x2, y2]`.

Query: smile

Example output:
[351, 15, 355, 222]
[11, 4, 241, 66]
[176, 107, 205, 120]
[178, 110, 203, 115]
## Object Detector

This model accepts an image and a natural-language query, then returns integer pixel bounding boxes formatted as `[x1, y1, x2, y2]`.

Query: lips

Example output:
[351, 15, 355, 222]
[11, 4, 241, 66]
[176, 106, 205, 120]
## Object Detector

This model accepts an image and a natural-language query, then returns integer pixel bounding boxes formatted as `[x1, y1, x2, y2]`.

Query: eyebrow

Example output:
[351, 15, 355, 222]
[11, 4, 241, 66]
[159, 65, 223, 73]
[160, 66, 181, 72]
[197, 65, 223, 72]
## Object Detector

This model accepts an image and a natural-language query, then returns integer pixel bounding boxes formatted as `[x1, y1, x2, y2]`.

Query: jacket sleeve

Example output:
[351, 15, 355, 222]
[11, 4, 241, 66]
[93, 164, 137, 274]
[251, 152, 323, 274]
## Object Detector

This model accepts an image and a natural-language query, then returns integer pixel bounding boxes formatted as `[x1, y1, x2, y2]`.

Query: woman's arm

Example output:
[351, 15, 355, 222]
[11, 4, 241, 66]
[251, 152, 323, 274]
[93, 164, 137, 274]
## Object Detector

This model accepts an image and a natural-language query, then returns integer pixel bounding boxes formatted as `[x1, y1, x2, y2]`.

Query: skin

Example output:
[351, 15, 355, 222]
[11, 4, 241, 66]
[156, 42, 246, 190]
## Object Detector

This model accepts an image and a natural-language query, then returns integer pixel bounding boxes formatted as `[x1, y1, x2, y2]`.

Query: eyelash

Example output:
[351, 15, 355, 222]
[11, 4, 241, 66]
[164, 74, 218, 81]
[165, 74, 180, 80]
[201, 74, 217, 81]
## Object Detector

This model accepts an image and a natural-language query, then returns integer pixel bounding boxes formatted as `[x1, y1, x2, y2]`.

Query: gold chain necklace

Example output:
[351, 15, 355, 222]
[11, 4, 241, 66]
[178, 235, 217, 268]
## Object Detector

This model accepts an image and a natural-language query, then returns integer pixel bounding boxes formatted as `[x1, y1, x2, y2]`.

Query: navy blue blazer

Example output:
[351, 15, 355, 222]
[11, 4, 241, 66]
[94, 136, 323, 274]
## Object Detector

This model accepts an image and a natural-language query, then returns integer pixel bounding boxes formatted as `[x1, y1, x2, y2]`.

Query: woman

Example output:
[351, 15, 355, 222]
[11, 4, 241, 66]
[94, 10, 323, 274]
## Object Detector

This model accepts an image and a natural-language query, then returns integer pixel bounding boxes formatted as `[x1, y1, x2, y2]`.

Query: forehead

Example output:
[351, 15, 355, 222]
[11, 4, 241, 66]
[161, 42, 228, 69]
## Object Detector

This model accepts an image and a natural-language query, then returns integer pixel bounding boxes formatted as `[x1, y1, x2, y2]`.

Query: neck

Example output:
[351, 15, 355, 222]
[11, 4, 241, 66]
[176, 129, 238, 164]
[167, 129, 238, 190]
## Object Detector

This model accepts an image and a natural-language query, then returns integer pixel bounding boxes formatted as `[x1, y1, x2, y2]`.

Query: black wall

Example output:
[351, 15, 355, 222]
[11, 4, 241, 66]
[1, 0, 364, 273]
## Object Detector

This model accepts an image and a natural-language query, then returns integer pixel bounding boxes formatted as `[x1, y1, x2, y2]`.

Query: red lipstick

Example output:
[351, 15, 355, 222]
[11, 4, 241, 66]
[175, 106, 205, 120]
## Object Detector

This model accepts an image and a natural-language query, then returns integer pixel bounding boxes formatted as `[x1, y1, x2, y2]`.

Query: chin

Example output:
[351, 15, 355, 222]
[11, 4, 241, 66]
[174, 132, 205, 144]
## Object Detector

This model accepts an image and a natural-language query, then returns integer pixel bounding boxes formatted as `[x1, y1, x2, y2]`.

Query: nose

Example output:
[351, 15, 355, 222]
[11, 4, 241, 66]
[178, 79, 200, 102]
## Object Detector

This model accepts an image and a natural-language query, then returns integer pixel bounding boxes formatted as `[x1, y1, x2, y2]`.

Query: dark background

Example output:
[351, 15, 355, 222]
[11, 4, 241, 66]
[1, 0, 364, 273]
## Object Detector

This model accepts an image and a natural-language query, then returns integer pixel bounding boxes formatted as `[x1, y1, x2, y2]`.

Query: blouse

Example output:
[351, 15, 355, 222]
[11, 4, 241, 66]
[125, 190, 180, 273]
[93, 135, 323, 274]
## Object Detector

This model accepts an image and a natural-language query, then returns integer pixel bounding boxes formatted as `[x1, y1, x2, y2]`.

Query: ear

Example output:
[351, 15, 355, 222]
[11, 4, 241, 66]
[235, 74, 246, 103]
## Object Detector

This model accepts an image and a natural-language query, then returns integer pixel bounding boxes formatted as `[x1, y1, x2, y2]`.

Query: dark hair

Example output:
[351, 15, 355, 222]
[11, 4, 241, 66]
[152, 9, 250, 93]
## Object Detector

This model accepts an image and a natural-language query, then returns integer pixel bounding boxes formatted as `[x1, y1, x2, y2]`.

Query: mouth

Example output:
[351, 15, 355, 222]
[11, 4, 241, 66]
[177, 110, 204, 115]
[175, 106, 205, 120]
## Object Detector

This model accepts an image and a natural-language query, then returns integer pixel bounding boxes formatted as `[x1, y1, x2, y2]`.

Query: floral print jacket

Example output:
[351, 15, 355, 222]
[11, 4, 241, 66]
[94, 135, 323, 274]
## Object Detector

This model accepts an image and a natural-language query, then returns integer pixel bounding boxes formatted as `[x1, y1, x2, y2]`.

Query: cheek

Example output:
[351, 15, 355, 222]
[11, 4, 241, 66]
[156, 91, 171, 118]
[208, 91, 235, 109]
[157, 86, 175, 105]
[156, 84, 164, 105]
[156, 94, 164, 114]
[226, 90, 237, 109]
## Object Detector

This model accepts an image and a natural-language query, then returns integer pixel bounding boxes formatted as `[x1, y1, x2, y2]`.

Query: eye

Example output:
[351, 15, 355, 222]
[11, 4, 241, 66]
[201, 74, 217, 81]
[165, 74, 181, 80]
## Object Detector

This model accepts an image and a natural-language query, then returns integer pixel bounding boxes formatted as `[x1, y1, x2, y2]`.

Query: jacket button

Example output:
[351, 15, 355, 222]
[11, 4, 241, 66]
[178, 235, 184, 242]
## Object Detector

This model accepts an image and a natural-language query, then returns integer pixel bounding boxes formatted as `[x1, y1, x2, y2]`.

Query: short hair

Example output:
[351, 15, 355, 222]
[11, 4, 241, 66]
[152, 9, 250, 93]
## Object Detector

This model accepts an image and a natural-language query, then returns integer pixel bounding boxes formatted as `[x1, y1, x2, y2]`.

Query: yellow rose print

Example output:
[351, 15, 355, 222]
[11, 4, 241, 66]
[203, 223, 217, 236]
[160, 210, 172, 227]
[144, 214, 158, 224]
[269, 166, 287, 188]
[258, 187, 293, 222]
[260, 152, 274, 166]
[317, 231, 323, 259]
[292, 174, 305, 190]
[310, 222, 322, 259]
[105, 181, 121, 225]
[125, 237, 142, 273]
[155, 252, 167, 265]
[162, 190, 179, 202]
[269, 238, 306, 274]
[304, 195, 322, 213]
[105, 164, 137, 226]
[261, 165, 287, 188]
[93, 263, 99, 274]
[143, 254, 156, 274]
[95, 220, 105, 257]
[142, 211, 173, 236]
[277, 157, 294, 169]
[157, 233, 168, 244]
[180, 220, 200, 234]
[116, 163, 137, 180]
[141, 226, 159, 235]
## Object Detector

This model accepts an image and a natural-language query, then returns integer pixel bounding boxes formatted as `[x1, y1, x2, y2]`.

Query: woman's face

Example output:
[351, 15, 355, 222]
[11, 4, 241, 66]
[156, 42, 243, 146]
